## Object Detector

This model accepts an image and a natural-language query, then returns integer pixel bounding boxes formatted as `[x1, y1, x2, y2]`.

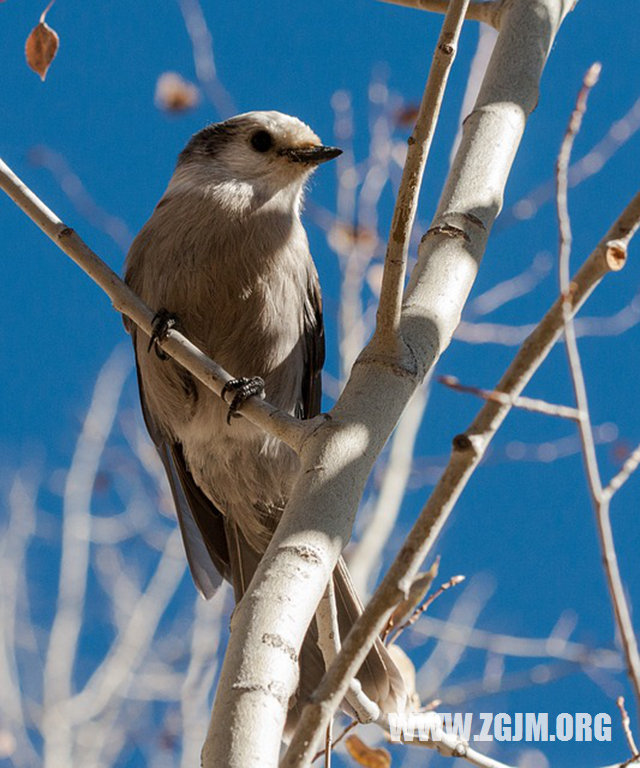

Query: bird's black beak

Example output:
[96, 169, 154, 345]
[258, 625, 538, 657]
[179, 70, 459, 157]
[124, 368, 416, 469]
[280, 145, 343, 165]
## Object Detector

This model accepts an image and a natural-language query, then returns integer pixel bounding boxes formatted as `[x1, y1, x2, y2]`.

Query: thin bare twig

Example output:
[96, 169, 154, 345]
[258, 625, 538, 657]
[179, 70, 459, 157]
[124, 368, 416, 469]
[28, 145, 133, 253]
[617, 697, 640, 759]
[439, 374, 582, 420]
[382, 560, 439, 640]
[413, 614, 622, 668]
[312, 720, 358, 764]
[557, 63, 604, 501]
[324, 721, 332, 768]
[284, 183, 640, 767]
[457, 300, 640, 345]
[0, 157, 307, 452]
[388, 573, 465, 645]
[604, 442, 640, 499]
[555, 63, 640, 722]
[375, 0, 502, 29]
[417, 575, 495, 698]
[603, 758, 640, 768]
[437, 661, 575, 705]
[375, 0, 470, 344]
[465, 252, 553, 319]
[498, 93, 640, 234]
[177, 0, 235, 118]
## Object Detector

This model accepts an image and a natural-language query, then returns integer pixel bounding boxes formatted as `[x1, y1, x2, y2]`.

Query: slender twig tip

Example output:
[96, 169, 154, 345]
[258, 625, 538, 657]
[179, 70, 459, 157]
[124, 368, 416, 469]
[585, 61, 602, 87]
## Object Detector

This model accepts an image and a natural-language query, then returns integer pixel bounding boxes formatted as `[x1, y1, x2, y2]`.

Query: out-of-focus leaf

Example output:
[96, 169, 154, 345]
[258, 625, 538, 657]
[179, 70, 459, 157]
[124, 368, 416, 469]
[328, 222, 378, 255]
[155, 72, 200, 113]
[26, 1, 59, 81]
[345, 734, 391, 768]
[394, 104, 420, 127]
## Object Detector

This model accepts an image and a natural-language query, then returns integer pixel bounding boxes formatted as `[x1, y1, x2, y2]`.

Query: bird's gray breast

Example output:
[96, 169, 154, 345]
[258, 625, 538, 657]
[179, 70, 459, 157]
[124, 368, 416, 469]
[138, 194, 313, 548]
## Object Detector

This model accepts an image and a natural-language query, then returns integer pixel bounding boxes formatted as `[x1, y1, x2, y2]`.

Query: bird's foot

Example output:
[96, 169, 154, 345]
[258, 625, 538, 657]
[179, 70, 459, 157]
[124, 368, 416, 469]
[148, 308, 179, 360]
[221, 377, 265, 425]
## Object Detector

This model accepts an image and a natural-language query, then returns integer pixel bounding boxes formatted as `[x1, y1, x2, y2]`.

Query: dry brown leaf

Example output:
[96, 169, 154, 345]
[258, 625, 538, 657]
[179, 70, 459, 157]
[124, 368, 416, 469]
[25, 1, 59, 81]
[155, 72, 200, 113]
[345, 735, 391, 768]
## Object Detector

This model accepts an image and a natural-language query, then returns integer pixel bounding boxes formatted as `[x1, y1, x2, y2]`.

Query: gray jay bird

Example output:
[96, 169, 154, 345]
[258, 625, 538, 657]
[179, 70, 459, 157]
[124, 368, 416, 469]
[125, 111, 406, 728]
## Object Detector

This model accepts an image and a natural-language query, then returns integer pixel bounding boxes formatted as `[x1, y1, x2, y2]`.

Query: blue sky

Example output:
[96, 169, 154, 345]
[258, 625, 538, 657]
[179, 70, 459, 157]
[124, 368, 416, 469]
[1, 1, 639, 766]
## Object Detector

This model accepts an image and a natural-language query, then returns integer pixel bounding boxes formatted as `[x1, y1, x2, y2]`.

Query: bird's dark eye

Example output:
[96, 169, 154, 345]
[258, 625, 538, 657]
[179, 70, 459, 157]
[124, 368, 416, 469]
[250, 130, 274, 153]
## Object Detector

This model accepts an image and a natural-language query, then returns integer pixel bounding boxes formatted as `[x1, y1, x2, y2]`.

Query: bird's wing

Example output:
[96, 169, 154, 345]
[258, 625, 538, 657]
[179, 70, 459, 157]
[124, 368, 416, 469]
[132, 331, 230, 598]
[301, 269, 325, 419]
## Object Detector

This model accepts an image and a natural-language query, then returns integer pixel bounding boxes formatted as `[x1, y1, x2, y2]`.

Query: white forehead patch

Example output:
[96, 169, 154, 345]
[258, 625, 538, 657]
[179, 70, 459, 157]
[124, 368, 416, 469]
[236, 110, 321, 148]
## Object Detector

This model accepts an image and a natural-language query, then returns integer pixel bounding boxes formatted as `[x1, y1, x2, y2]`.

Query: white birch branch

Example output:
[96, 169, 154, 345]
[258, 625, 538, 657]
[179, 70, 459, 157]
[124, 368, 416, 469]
[396, 726, 517, 768]
[0, 476, 39, 764]
[348, 380, 431, 596]
[198, 1, 577, 766]
[413, 615, 622, 668]
[281, 2, 598, 763]
[66, 528, 186, 723]
[180, 590, 227, 768]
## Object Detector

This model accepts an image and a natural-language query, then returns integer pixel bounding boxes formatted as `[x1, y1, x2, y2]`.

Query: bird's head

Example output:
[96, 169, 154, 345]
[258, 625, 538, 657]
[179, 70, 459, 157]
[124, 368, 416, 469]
[174, 111, 341, 202]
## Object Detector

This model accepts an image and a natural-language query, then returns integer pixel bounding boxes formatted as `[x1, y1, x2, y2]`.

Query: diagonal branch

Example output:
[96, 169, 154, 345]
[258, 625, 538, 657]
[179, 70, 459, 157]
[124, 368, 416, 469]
[0, 157, 307, 452]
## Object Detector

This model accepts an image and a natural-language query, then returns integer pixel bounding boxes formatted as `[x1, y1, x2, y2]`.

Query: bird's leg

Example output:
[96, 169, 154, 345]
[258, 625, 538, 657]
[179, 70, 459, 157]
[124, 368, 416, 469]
[221, 377, 265, 425]
[147, 308, 179, 360]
